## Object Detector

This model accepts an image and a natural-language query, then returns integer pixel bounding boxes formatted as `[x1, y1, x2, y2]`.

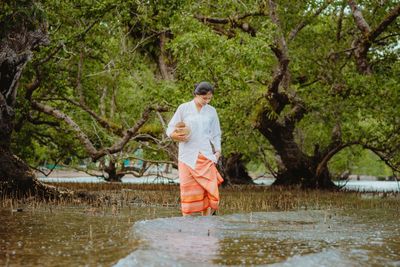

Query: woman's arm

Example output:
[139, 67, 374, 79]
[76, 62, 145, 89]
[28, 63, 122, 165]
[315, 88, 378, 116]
[166, 105, 188, 142]
[210, 110, 222, 156]
[166, 105, 182, 137]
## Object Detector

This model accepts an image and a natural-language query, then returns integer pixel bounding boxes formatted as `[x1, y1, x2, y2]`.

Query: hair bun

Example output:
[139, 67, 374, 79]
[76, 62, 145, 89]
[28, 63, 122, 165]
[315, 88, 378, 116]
[194, 81, 214, 95]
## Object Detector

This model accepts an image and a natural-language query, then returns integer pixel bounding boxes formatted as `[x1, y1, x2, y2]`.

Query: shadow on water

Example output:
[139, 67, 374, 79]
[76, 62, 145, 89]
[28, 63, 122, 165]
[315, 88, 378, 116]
[115, 210, 400, 267]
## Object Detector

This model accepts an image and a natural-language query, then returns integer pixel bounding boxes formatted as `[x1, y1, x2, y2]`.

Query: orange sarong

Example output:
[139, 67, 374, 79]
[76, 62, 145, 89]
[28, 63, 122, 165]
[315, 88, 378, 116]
[178, 153, 224, 215]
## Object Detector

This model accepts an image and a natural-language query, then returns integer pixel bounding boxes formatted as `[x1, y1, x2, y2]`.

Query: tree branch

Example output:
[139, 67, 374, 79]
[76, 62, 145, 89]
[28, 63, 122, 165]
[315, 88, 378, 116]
[365, 145, 400, 173]
[32, 20, 101, 67]
[375, 33, 400, 43]
[369, 4, 400, 41]
[25, 64, 43, 100]
[92, 106, 168, 161]
[34, 43, 63, 66]
[316, 141, 359, 177]
[268, 0, 289, 57]
[348, 0, 371, 35]
[336, 2, 346, 42]
[0, 92, 9, 115]
[62, 97, 124, 136]
[284, 96, 306, 124]
[288, 0, 333, 42]
[194, 14, 229, 24]
[125, 155, 175, 166]
[348, 2, 400, 74]
[157, 31, 173, 80]
[30, 157, 64, 177]
[263, 1, 291, 114]
[27, 115, 60, 127]
[194, 12, 265, 24]
[76, 50, 85, 104]
[194, 11, 264, 37]
[31, 100, 168, 163]
[31, 100, 99, 156]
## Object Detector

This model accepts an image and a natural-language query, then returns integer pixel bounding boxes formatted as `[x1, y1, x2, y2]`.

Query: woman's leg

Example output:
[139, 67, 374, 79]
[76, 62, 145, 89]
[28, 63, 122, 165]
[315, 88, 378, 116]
[201, 207, 217, 216]
[201, 207, 210, 216]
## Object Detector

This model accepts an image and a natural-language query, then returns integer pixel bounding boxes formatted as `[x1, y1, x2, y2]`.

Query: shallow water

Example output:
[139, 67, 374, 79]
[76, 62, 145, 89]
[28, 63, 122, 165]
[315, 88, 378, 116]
[1, 204, 399, 266]
[116, 209, 400, 266]
[37, 176, 400, 192]
[0, 204, 179, 266]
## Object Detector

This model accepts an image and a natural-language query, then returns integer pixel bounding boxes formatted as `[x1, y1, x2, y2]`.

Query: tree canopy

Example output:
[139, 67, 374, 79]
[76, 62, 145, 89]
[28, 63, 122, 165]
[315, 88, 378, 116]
[1, 0, 399, 191]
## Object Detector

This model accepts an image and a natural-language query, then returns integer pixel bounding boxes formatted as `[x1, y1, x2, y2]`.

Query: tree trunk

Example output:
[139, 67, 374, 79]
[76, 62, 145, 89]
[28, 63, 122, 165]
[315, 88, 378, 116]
[218, 153, 255, 186]
[352, 40, 372, 75]
[0, 146, 70, 198]
[0, 6, 66, 198]
[256, 111, 337, 189]
[273, 158, 336, 189]
[103, 160, 125, 182]
[0, 146, 35, 195]
[157, 32, 173, 80]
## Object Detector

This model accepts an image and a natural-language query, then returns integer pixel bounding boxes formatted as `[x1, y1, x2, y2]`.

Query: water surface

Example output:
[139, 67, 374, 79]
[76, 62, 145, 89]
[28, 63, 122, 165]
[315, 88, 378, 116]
[1, 203, 399, 266]
[37, 176, 400, 192]
[116, 209, 400, 266]
[0, 205, 178, 266]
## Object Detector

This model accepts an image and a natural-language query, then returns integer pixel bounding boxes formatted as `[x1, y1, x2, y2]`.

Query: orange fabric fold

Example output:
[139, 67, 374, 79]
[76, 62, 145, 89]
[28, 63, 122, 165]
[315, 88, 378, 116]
[178, 153, 224, 215]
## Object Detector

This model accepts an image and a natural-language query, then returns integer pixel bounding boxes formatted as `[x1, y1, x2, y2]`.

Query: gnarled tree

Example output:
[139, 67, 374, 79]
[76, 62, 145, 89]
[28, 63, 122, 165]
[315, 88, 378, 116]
[0, 0, 171, 196]
[0, 0, 58, 196]
[172, 0, 399, 189]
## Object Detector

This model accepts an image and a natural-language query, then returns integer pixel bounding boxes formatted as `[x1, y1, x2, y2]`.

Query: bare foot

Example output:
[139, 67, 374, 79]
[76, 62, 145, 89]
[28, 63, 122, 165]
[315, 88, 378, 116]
[202, 207, 215, 216]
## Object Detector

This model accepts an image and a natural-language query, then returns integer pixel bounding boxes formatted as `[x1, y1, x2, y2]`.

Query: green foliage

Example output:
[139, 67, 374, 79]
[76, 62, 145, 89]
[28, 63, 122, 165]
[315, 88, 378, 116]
[0, 0, 46, 37]
[167, 10, 276, 160]
[329, 146, 392, 177]
[10, 0, 400, 176]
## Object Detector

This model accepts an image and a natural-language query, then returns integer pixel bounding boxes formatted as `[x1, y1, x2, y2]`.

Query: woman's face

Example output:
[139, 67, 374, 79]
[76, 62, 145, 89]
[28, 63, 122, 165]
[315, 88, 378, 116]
[195, 92, 213, 106]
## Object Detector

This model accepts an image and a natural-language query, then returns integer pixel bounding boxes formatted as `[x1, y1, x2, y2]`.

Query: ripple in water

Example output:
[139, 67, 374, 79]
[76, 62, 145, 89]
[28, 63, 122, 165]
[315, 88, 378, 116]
[115, 210, 400, 266]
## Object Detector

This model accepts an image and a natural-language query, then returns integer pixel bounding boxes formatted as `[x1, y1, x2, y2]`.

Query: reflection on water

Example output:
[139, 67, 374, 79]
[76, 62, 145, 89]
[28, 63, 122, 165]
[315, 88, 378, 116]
[116, 216, 222, 266]
[116, 210, 400, 267]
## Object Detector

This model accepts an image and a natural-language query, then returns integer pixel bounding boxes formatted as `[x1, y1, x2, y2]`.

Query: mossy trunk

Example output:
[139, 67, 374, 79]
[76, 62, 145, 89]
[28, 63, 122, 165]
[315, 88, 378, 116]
[272, 157, 336, 189]
[0, 146, 69, 198]
[257, 111, 337, 190]
[103, 160, 124, 182]
[0, 7, 66, 198]
[0, 146, 35, 195]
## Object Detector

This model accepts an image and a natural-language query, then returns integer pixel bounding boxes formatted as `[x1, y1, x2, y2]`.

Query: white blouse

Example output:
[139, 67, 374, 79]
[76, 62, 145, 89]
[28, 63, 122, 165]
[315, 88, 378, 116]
[166, 100, 221, 169]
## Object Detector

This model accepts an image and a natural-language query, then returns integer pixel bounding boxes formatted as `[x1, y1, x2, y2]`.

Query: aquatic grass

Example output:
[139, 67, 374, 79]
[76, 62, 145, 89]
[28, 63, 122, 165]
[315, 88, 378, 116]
[1, 184, 398, 267]
[1, 183, 399, 214]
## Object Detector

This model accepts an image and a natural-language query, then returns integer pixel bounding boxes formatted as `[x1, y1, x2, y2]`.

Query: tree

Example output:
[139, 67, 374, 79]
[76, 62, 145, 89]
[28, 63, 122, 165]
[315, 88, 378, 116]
[169, 0, 400, 188]
[0, 0, 56, 196]
[0, 0, 170, 196]
[3, 0, 399, 196]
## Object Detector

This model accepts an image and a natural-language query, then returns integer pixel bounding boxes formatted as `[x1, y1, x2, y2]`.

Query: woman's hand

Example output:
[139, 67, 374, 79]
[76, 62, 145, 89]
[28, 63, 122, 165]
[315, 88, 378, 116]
[214, 151, 221, 161]
[171, 131, 189, 142]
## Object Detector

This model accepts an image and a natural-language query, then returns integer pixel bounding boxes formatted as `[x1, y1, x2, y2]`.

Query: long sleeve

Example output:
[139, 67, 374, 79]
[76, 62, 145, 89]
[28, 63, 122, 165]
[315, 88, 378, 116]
[210, 110, 221, 152]
[166, 105, 182, 137]
[170, 101, 221, 168]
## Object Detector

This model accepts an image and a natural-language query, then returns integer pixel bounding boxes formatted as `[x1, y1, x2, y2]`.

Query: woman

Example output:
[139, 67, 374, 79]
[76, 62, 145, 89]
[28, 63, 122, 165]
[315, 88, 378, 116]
[166, 81, 223, 216]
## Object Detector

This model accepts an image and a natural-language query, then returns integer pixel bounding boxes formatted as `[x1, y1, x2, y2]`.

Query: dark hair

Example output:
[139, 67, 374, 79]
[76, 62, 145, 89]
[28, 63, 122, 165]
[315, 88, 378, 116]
[193, 81, 214, 95]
